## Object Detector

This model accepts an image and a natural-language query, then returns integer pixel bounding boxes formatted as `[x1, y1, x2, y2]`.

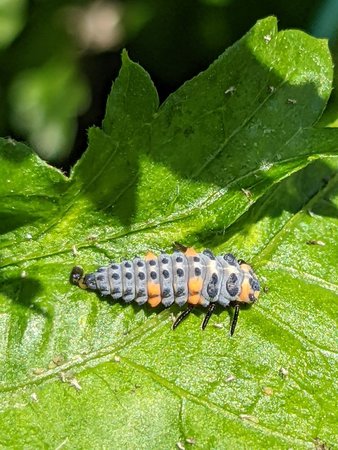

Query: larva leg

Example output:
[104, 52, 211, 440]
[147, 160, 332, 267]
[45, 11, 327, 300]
[172, 305, 194, 329]
[201, 303, 216, 330]
[230, 303, 240, 336]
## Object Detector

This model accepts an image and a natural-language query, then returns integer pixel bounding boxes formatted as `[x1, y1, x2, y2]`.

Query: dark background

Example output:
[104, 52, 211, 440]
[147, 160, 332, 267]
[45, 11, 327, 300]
[0, 0, 337, 171]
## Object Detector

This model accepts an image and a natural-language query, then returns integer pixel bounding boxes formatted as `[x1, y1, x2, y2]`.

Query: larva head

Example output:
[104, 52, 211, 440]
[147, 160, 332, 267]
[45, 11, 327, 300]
[70, 266, 88, 290]
[238, 262, 260, 304]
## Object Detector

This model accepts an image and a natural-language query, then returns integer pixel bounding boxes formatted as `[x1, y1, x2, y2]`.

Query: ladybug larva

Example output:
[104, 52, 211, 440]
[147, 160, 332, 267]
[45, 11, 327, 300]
[70, 243, 260, 335]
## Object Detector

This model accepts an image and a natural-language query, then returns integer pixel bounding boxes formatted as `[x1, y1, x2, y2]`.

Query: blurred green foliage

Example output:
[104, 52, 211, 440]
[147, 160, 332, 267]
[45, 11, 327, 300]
[0, 0, 26, 48]
[0, 0, 337, 164]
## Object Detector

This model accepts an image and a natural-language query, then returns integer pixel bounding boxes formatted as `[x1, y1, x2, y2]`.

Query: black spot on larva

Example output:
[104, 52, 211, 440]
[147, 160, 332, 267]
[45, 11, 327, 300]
[111, 264, 119, 270]
[137, 261, 144, 267]
[207, 285, 218, 298]
[250, 278, 260, 291]
[138, 272, 145, 281]
[149, 260, 156, 266]
[228, 273, 238, 283]
[162, 288, 171, 297]
[125, 272, 132, 280]
[207, 273, 218, 297]
[228, 286, 239, 297]
[162, 269, 170, 279]
[150, 271, 157, 280]
[176, 256, 183, 263]
[223, 254, 236, 265]
[176, 287, 184, 296]
[162, 257, 169, 264]
[124, 262, 131, 268]
[137, 288, 146, 296]
[97, 267, 105, 273]
[177, 268, 184, 277]
[203, 249, 215, 259]
[112, 273, 120, 280]
[96, 275, 104, 281]
[226, 273, 239, 297]
[195, 267, 201, 276]
[193, 256, 200, 262]
[124, 288, 133, 296]
[112, 288, 121, 295]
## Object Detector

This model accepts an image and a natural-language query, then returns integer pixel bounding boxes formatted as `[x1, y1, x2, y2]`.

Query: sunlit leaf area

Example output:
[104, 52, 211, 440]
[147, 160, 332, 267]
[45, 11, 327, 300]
[0, 3, 337, 449]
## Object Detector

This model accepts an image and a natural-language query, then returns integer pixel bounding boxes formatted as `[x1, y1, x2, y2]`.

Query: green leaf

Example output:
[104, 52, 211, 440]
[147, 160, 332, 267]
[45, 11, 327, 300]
[0, 17, 337, 449]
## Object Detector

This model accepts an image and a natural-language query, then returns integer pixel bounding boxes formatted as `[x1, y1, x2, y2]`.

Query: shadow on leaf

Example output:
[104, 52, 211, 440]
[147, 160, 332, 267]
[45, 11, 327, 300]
[72, 18, 338, 235]
[0, 275, 50, 318]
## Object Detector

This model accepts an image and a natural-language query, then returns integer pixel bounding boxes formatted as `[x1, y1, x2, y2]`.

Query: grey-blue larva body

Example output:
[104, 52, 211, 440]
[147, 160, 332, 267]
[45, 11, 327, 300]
[71, 247, 260, 335]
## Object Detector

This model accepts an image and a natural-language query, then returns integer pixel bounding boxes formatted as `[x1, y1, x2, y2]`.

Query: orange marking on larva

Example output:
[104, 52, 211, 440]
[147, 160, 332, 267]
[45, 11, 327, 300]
[147, 282, 161, 298]
[239, 279, 250, 302]
[188, 294, 200, 305]
[240, 264, 251, 272]
[184, 247, 198, 256]
[148, 295, 161, 307]
[145, 251, 157, 260]
[188, 277, 203, 295]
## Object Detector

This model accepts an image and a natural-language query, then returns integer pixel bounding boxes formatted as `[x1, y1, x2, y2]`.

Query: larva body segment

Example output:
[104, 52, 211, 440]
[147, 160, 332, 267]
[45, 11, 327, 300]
[171, 252, 189, 306]
[133, 258, 148, 305]
[158, 253, 175, 307]
[71, 247, 260, 335]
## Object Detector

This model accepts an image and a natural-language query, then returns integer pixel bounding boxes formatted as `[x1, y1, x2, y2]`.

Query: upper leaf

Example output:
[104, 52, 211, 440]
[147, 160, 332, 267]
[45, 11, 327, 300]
[0, 17, 337, 449]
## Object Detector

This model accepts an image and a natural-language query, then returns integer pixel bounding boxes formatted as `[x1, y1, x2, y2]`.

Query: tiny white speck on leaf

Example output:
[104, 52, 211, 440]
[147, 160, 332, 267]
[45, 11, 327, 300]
[30, 392, 38, 402]
[259, 160, 273, 171]
[308, 209, 319, 218]
[241, 188, 252, 199]
[225, 86, 236, 95]
[69, 378, 82, 391]
[7, 138, 16, 145]
[59, 372, 67, 383]
[240, 414, 259, 424]
[306, 240, 325, 246]
[279, 367, 289, 379]
[225, 375, 236, 383]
